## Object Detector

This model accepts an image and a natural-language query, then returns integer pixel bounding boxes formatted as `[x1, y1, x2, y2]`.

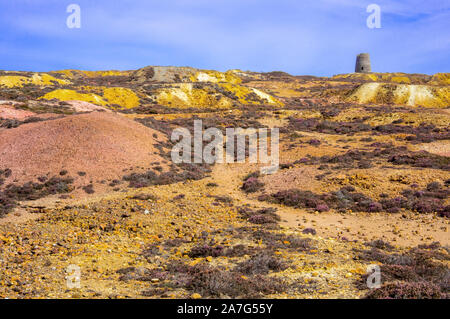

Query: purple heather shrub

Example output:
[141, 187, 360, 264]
[82, 184, 95, 194]
[0, 168, 12, 178]
[280, 163, 294, 169]
[413, 197, 442, 213]
[386, 207, 401, 214]
[243, 171, 260, 181]
[236, 252, 288, 275]
[438, 206, 450, 218]
[242, 177, 264, 193]
[366, 239, 394, 251]
[417, 242, 441, 250]
[260, 179, 448, 217]
[248, 214, 275, 224]
[341, 185, 356, 192]
[368, 202, 383, 212]
[315, 204, 329, 212]
[188, 244, 225, 258]
[297, 157, 310, 163]
[0, 192, 16, 217]
[414, 190, 425, 197]
[426, 181, 442, 192]
[302, 228, 317, 235]
[184, 264, 287, 298]
[257, 194, 271, 202]
[365, 282, 443, 299]
[308, 139, 321, 146]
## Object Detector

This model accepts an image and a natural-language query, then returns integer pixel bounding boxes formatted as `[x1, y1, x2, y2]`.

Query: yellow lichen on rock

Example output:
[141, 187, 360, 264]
[0, 73, 69, 88]
[0, 76, 30, 88]
[39, 89, 107, 105]
[33, 73, 70, 86]
[40, 87, 140, 109]
[191, 70, 242, 84]
[156, 81, 283, 109]
[332, 72, 442, 85]
[430, 73, 450, 85]
[348, 83, 449, 107]
[218, 83, 283, 106]
[84, 70, 128, 77]
[332, 73, 378, 82]
[251, 87, 283, 105]
[156, 83, 233, 109]
[391, 76, 411, 84]
[102, 87, 140, 109]
[348, 83, 381, 103]
[52, 69, 129, 79]
[393, 85, 449, 107]
[433, 86, 450, 106]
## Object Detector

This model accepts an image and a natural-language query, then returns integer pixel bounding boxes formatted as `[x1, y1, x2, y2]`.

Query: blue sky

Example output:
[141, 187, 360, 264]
[0, 0, 448, 76]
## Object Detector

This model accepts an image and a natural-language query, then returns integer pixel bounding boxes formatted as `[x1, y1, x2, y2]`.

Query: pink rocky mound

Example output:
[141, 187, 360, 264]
[0, 104, 36, 120]
[0, 112, 167, 187]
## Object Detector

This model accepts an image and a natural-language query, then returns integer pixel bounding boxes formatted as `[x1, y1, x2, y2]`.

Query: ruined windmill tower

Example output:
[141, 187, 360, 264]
[355, 53, 371, 73]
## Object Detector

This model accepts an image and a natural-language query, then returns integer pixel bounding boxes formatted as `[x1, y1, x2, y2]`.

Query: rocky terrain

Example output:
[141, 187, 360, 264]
[0, 67, 448, 299]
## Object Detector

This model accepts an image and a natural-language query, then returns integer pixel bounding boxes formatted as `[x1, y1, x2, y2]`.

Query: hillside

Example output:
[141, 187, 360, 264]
[0, 66, 448, 299]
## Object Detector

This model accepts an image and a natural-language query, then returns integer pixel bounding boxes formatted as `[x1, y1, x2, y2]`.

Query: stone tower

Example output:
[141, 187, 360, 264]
[355, 53, 371, 73]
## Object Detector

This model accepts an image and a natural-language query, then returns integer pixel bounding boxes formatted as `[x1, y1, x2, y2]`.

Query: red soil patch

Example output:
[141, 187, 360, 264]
[0, 105, 36, 120]
[0, 112, 168, 188]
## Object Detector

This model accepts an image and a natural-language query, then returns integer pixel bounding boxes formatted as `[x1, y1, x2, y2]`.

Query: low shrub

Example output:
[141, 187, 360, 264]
[315, 204, 329, 212]
[242, 177, 264, 193]
[287, 117, 449, 144]
[185, 264, 287, 298]
[388, 151, 450, 170]
[365, 239, 394, 251]
[130, 193, 158, 201]
[236, 252, 288, 275]
[142, 260, 288, 298]
[243, 171, 260, 181]
[238, 206, 280, 224]
[0, 176, 74, 217]
[248, 214, 277, 224]
[123, 164, 210, 188]
[188, 244, 225, 258]
[206, 182, 218, 187]
[0, 192, 16, 217]
[365, 282, 443, 299]
[4, 176, 74, 201]
[0, 168, 12, 187]
[358, 242, 449, 299]
[251, 230, 315, 252]
[223, 244, 254, 257]
[302, 228, 317, 235]
[262, 182, 449, 216]
[213, 195, 233, 204]
[308, 139, 321, 146]
[82, 184, 95, 194]
[123, 170, 157, 188]
[288, 118, 371, 135]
